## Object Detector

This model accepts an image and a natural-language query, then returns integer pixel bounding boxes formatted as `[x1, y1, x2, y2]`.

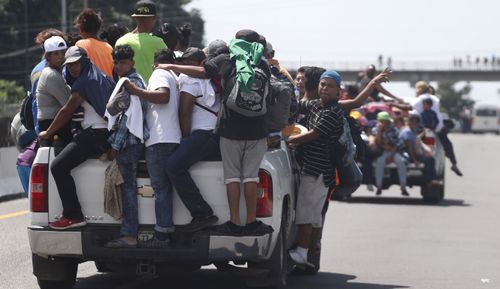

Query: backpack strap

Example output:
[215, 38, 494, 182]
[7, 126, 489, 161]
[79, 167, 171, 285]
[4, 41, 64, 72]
[193, 96, 218, 116]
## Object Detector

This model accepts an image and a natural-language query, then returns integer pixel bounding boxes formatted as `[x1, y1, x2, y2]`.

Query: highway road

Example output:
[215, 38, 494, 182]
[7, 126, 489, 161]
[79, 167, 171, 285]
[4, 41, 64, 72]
[0, 133, 499, 289]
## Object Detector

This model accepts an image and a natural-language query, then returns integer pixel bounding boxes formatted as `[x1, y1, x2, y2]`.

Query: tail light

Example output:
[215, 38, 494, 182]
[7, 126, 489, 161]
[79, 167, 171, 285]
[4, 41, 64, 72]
[256, 169, 273, 217]
[422, 130, 435, 145]
[31, 164, 48, 212]
[422, 136, 435, 145]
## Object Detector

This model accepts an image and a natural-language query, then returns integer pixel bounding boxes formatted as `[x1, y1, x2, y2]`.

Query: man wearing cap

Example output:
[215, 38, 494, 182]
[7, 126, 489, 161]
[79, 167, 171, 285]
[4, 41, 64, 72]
[40, 46, 115, 230]
[373, 111, 408, 196]
[165, 47, 221, 232]
[115, 0, 166, 83]
[36, 35, 73, 146]
[286, 70, 345, 266]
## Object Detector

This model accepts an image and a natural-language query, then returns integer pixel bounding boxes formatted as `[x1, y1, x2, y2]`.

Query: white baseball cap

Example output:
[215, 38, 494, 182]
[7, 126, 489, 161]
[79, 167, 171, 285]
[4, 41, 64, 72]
[43, 36, 67, 54]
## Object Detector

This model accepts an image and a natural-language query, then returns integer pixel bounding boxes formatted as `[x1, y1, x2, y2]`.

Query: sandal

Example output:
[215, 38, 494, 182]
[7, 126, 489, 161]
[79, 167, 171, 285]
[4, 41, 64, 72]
[105, 237, 137, 248]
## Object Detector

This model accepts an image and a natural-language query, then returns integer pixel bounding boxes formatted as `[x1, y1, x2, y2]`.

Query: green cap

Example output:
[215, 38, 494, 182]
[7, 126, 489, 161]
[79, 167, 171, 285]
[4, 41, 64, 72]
[377, 111, 393, 122]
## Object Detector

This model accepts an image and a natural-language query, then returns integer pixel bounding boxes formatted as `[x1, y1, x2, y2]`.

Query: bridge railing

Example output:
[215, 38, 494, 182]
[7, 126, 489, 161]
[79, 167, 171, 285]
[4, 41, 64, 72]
[280, 60, 500, 72]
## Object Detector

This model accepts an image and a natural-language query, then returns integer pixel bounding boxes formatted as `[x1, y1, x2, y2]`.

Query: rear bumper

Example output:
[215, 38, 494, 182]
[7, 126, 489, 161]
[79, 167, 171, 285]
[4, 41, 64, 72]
[28, 225, 272, 264]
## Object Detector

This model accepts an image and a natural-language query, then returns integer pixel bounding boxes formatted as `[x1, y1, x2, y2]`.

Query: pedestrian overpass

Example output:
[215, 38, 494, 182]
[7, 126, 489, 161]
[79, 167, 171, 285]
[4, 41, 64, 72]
[281, 60, 500, 85]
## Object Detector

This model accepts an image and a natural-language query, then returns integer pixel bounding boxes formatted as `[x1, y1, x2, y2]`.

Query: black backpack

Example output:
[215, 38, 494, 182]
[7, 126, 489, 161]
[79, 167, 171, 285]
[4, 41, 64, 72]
[265, 75, 293, 131]
[345, 116, 366, 162]
[225, 59, 271, 117]
[20, 91, 35, 131]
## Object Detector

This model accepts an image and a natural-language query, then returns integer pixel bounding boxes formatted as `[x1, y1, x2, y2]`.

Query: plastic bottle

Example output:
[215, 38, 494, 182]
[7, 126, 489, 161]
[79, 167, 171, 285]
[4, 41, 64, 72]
[294, 87, 300, 99]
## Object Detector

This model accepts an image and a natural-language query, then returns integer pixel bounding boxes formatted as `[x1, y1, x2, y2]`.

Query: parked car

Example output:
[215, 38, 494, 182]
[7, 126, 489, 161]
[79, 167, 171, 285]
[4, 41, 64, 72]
[28, 142, 299, 289]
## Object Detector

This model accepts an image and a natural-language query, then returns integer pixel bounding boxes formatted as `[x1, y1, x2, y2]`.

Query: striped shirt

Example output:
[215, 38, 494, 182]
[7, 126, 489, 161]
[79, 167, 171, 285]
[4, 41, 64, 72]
[299, 99, 344, 187]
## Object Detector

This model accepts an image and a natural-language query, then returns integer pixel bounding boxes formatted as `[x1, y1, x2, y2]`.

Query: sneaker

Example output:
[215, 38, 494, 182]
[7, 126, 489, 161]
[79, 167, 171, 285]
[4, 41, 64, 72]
[49, 217, 87, 230]
[289, 248, 314, 267]
[401, 189, 410, 196]
[139, 235, 171, 249]
[376, 188, 382, 196]
[244, 220, 274, 236]
[451, 165, 463, 177]
[215, 221, 244, 236]
[176, 215, 218, 232]
[367, 184, 374, 192]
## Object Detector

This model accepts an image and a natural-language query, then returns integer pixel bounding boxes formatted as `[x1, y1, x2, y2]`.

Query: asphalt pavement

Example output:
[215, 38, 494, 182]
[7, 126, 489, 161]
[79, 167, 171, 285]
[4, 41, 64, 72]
[0, 133, 498, 289]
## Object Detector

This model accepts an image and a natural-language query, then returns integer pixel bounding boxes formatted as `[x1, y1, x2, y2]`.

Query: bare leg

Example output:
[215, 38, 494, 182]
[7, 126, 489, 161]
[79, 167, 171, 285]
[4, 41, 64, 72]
[243, 182, 258, 224]
[226, 182, 241, 225]
[297, 224, 313, 249]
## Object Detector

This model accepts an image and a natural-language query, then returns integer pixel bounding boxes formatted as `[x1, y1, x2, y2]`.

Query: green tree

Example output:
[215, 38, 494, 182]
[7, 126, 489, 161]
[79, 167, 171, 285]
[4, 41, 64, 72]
[437, 81, 474, 119]
[0, 79, 24, 104]
[0, 0, 204, 87]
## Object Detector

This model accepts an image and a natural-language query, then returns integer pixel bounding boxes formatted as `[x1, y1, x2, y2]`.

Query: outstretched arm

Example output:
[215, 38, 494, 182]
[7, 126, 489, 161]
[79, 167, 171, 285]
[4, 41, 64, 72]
[155, 64, 208, 79]
[339, 67, 391, 112]
[376, 83, 407, 104]
[125, 81, 169, 104]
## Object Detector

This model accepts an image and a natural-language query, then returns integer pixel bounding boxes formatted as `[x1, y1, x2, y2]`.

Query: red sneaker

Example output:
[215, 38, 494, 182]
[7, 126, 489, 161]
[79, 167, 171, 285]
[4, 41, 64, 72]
[49, 217, 87, 230]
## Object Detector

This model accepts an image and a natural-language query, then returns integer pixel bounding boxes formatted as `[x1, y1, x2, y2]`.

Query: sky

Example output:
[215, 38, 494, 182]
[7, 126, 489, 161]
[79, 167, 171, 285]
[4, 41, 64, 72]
[185, 0, 500, 105]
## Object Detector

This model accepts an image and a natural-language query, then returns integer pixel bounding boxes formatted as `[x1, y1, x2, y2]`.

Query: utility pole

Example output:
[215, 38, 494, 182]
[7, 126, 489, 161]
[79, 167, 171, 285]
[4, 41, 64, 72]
[24, 0, 29, 88]
[61, 0, 67, 33]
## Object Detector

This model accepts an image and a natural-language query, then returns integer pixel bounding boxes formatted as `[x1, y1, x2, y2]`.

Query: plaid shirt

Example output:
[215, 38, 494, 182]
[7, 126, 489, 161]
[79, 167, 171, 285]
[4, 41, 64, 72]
[108, 69, 149, 150]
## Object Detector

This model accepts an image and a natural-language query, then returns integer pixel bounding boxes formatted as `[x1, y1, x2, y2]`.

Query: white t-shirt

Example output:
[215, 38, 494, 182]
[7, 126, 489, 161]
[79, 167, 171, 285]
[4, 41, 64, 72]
[145, 69, 181, 147]
[411, 93, 444, 132]
[81, 100, 107, 129]
[179, 75, 220, 132]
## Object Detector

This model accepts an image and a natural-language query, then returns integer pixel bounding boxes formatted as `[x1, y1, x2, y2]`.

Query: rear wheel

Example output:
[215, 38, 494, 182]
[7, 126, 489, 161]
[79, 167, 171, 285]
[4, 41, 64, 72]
[247, 203, 289, 289]
[421, 184, 442, 203]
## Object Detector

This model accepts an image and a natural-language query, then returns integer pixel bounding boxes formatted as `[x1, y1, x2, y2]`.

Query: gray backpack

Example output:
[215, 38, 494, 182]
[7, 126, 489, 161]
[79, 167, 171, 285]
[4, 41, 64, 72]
[225, 60, 271, 117]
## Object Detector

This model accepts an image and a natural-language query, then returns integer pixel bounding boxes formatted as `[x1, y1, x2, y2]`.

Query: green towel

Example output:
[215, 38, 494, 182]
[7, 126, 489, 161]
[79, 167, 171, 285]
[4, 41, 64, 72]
[229, 38, 264, 93]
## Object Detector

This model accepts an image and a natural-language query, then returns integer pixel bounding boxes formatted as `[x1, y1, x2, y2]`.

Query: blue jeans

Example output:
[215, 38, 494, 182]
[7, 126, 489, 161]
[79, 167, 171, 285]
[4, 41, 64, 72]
[116, 144, 143, 237]
[17, 165, 31, 198]
[146, 143, 178, 233]
[375, 151, 407, 189]
[166, 130, 219, 218]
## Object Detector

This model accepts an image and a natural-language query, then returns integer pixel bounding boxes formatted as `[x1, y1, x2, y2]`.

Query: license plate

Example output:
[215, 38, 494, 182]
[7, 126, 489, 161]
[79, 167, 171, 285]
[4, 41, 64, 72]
[137, 230, 154, 242]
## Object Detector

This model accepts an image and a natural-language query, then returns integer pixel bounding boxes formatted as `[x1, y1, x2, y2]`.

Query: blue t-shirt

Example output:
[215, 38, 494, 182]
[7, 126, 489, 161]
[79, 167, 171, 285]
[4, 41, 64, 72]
[420, 110, 439, 130]
[399, 127, 417, 144]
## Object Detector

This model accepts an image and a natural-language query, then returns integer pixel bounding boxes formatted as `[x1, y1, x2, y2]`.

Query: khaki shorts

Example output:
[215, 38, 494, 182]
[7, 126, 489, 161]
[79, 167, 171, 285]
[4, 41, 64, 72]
[295, 174, 328, 228]
[220, 137, 267, 184]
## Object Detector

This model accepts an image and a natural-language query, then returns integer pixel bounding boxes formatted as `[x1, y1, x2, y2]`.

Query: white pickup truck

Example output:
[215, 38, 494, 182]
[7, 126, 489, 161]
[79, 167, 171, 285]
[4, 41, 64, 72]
[28, 142, 298, 289]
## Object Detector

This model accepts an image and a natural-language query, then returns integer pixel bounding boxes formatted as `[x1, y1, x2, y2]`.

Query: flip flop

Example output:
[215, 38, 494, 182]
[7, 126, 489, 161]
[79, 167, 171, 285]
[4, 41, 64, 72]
[105, 237, 137, 248]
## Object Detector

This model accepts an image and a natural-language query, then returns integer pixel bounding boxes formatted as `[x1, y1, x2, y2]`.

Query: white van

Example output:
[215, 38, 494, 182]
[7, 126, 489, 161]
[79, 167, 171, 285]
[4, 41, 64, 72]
[471, 104, 499, 134]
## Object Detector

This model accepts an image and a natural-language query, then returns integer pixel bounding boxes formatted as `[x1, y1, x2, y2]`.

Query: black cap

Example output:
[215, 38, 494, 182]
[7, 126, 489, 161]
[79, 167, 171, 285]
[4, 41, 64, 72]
[235, 29, 260, 43]
[178, 47, 206, 62]
[132, 0, 156, 17]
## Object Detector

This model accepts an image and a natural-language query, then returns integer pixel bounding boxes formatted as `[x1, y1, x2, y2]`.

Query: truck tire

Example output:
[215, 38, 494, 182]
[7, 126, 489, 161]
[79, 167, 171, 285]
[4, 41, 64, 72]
[33, 254, 78, 289]
[421, 185, 441, 203]
[247, 203, 289, 289]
